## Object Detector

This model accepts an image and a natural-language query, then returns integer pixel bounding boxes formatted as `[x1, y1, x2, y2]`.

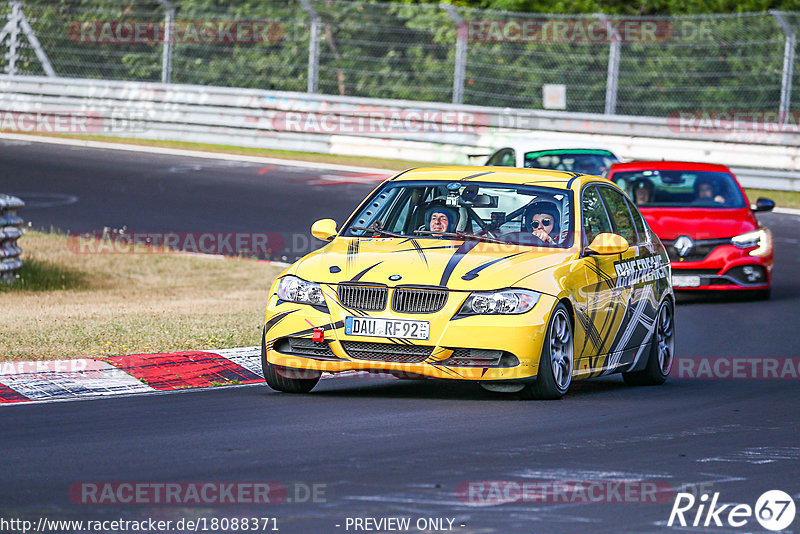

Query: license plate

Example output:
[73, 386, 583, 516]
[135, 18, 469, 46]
[345, 316, 430, 340]
[672, 275, 701, 288]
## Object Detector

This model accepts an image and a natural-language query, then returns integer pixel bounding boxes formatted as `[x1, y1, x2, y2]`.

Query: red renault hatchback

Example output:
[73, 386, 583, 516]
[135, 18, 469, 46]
[607, 161, 774, 298]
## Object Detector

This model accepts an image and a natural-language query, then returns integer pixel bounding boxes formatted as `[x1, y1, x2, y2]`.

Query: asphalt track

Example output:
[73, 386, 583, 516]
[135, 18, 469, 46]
[2, 138, 800, 533]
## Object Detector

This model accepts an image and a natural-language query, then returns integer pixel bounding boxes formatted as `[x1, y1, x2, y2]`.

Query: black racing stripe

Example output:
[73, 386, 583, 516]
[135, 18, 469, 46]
[439, 239, 480, 286]
[461, 171, 494, 181]
[288, 320, 345, 338]
[461, 251, 526, 281]
[396, 245, 453, 253]
[576, 308, 604, 356]
[350, 261, 382, 282]
[407, 238, 428, 265]
[265, 309, 298, 336]
[326, 286, 368, 317]
[566, 174, 582, 189]
[585, 258, 614, 284]
[346, 239, 360, 266]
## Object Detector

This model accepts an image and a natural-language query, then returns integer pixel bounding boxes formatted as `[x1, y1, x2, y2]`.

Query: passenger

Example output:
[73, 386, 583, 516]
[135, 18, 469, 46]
[524, 202, 561, 245]
[632, 178, 655, 205]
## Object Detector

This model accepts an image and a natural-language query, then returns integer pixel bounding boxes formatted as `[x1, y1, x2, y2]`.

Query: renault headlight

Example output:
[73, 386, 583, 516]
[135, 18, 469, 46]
[277, 276, 326, 306]
[458, 289, 540, 315]
[731, 229, 772, 257]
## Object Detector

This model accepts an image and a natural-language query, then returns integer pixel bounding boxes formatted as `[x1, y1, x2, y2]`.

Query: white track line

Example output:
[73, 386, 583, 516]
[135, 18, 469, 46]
[0, 132, 395, 174]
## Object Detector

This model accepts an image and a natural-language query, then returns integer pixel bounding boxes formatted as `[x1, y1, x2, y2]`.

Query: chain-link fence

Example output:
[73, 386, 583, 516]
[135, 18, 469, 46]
[1, 0, 798, 118]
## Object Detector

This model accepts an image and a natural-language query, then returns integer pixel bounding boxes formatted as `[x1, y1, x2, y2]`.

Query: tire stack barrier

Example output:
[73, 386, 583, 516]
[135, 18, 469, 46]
[0, 194, 24, 284]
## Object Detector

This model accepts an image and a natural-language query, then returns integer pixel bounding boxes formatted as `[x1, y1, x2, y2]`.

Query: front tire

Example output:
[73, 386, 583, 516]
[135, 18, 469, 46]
[261, 331, 321, 393]
[623, 299, 675, 386]
[520, 303, 573, 400]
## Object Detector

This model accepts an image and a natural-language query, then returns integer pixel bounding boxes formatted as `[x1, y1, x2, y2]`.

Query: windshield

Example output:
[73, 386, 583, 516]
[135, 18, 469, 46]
[342, 180, 574, 248]
[611, 170, 746, 208]
[524, 150, 617, 176]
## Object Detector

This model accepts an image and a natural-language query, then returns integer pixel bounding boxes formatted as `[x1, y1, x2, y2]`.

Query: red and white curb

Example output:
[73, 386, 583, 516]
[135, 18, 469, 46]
[0, 347, 387, 405]
[0, 347, 265, 405]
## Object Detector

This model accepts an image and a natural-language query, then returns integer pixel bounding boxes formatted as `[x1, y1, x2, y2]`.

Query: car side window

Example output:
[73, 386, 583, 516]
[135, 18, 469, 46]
[625, 196, 649, 244]
[582, 186, 614, 246]
[597, 187, 637, 245]
[487, 148, 516, 167]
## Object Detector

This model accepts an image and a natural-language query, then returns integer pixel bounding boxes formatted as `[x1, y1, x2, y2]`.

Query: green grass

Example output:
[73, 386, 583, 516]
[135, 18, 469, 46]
[745, 188, 800, 210]
[0, 230, 281, 361]
[0, 257, 89, 292]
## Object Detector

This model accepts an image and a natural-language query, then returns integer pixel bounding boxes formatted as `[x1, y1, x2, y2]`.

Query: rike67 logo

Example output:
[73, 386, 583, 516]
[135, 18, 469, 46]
[668, 490, 796, 531]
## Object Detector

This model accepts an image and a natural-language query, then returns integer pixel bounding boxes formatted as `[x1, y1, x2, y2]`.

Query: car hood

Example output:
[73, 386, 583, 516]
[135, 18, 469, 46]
[640, 207, 757, 241]
[292, 237, 575, 292]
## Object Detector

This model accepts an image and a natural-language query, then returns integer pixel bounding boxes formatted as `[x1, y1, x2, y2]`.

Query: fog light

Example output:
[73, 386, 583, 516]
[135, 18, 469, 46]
[742, 266, 762, 282]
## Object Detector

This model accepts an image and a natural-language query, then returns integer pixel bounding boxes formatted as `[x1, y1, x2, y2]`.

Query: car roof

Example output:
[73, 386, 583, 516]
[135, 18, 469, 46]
[494, 138, 616, 154]
[391, 166, 607, 188]
[609, 160, 733, 173]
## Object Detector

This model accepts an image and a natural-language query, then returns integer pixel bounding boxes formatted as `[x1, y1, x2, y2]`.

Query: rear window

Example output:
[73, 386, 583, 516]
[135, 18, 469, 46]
[611, 170, 745, 208]
[524, 150, 617, 176]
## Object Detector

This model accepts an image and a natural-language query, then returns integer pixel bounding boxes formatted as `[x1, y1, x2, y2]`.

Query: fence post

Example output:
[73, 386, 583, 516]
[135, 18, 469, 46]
[596, 13, 620, 115]
[2, 1, 21, 75]
[159, 0, 174, 83]
[771, 10, 795, 124]
[441, 4, 466, 105]
[299, 0, 320, 93]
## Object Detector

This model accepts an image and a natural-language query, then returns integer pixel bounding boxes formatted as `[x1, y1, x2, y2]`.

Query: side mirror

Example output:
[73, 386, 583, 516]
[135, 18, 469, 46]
[311, 219, 338, 241]
[585, 233, 629, 256]
[752, 198, 775, 213]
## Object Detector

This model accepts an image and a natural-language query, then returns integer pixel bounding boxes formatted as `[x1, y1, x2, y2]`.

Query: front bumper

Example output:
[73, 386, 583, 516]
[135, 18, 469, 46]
[670, 244, 772, 291]
[263, 288, 557, 381]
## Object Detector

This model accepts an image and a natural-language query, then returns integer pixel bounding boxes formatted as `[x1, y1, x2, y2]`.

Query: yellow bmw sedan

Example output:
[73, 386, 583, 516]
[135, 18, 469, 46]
[261, 167, 674, 399]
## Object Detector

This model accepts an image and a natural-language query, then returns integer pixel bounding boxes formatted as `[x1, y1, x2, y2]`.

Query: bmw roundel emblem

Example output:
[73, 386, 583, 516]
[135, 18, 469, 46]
[389, 275, 402, 281]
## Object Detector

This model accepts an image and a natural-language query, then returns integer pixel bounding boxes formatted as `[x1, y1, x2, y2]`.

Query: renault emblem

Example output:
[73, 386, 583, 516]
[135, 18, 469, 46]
[674, 236, 694, 258]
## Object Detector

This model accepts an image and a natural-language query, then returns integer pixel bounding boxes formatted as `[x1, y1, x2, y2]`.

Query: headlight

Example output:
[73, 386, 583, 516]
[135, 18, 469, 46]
[277, 276, 326, 306]
[731, 229, 772, 257]
[458, 289, 540, 315]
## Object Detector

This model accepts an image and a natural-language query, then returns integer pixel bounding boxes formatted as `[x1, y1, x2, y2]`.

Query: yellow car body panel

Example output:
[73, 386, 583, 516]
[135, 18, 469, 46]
[263, 167, 673, 385]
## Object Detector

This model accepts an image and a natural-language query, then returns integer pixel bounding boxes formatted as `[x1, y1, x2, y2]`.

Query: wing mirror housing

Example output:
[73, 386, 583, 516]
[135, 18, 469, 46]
[585, 233, 629, 256]
[752, 197, 775, 212]
[311, 219, 338, 241]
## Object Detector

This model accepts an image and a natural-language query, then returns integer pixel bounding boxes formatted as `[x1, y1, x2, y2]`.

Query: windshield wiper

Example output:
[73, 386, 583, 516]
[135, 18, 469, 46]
[350, 226, 404, 238]
[414, 230, 508, 244]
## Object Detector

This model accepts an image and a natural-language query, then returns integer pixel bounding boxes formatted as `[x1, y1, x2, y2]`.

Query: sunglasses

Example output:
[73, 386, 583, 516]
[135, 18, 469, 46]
[531, 218, 552, 229]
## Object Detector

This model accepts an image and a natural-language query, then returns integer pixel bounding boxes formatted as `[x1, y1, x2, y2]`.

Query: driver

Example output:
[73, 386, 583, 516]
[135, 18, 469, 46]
[424, 203, 459, 234]
[694, 176, 725, 204]
[524, 201, 561, 245]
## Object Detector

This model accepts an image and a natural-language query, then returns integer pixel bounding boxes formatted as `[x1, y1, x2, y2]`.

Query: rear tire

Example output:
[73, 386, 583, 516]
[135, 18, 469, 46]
[623, 299, 674, 386]
[520, 303, 573, 400]
[261, 332, 321, 393]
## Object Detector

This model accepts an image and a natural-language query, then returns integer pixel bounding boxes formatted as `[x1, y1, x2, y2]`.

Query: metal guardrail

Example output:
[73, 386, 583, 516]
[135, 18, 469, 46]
[0, 194, 24, 284]
[0, 75, 799, 190]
